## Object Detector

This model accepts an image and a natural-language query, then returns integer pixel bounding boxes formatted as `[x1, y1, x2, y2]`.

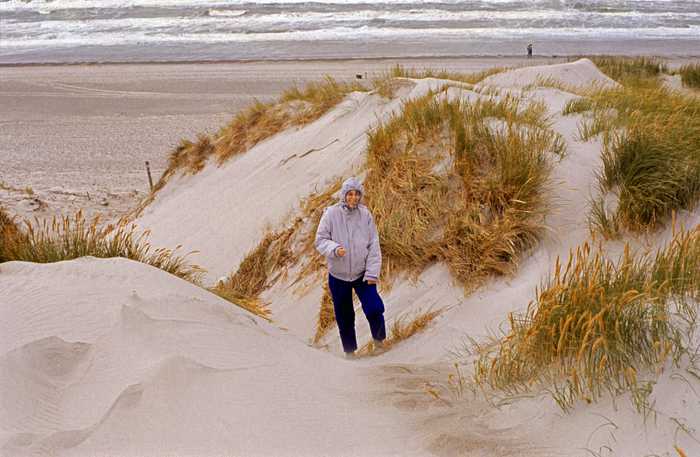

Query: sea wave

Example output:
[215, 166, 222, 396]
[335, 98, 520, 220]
[3, 25, 699, 49]
[3, 0, 697, 12]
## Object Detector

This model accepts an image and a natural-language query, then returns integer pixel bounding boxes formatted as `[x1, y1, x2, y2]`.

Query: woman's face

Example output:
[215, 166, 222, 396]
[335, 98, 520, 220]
[345, 190, 361, 208]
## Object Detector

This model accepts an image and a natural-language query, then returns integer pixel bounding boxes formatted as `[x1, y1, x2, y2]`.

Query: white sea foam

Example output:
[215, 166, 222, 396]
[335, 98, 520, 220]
[207, 9, 247, 17]
[3, 25, 699, 49]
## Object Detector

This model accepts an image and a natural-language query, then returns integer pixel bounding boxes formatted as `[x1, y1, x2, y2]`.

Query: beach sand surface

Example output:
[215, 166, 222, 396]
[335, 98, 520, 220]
[1, 57, 574, 222]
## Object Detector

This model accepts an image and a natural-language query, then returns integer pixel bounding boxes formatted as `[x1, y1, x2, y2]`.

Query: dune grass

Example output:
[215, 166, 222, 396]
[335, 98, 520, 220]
[589, 56, 667, 84]
[357, 308, 443, 356]
[574, 77, 700, 235]
[130, 77, 366, 218]
[387, 63, 512, 85]
[215, 178, 344, 325]
[364, 90, 560, 286]
[0, 211, 204, 282]
[679, 63, 700, 89]
[0, 207, 20, 263]
[559, 57, 700, 236]
[471, 226, 700, 412]
[561, 97, 593, 116]
[312, 283, 336, 344]
[0, 210, 279, 319]
[210, 227, 297, 320]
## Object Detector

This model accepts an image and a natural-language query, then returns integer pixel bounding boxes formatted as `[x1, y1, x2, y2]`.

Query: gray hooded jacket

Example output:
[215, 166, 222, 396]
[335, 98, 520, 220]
[315, 177, 382, 282]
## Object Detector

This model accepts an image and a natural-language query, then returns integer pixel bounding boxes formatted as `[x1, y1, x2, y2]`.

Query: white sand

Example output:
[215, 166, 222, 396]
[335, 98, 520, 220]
[3, 59, 700, 457]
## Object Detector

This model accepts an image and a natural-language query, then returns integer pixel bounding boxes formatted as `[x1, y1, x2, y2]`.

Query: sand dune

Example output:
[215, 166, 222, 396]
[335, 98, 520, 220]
[2, 59, 700, 457]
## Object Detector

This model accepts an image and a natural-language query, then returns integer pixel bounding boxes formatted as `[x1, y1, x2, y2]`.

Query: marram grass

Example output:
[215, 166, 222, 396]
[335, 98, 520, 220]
[568, 62, 700, 235]
[471, 226, 700, 412]
[0, 210, 204, 283]
[589, 56, 667, 84]
[0, 206, 21, 263]
[357, 308, 443, 356]
[365, 90, 561, 286]
[679, 63, 700, 90]
[131, 77, 367, 218]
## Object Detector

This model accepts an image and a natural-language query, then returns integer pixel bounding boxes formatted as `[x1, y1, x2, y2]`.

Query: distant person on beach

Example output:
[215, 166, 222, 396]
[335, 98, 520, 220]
[527, 43, 533, 58]
[315, 177, 386, 359]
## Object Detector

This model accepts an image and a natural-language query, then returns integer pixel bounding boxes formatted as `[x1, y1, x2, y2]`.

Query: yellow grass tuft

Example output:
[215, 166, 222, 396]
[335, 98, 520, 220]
[0, 206, 21, 263]
[471, 226, 700, 412]
[357, 308, 443, 356]
[312, 282, 336, 344]
[365, 90, 560, 287]
[0, 210, 204, 283]
[129, 77, 367, 219]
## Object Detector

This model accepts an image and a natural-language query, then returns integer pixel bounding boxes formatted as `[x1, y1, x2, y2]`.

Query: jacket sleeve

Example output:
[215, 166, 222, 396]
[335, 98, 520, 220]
[315, 208, 340, 258]
[363, 212, 382, 281]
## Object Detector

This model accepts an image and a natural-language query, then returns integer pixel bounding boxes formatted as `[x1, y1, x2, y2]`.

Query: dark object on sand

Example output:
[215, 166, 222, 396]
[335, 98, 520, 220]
[145, 161, 154, 191]
[355, 74, 363, 79]
[527, 43, 533, 58]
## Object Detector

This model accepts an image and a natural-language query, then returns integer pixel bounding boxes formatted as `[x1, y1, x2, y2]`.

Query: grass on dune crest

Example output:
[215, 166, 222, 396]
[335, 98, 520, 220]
[388, 63, 512, 85]
[679, 63, 700, 89]
[470, 225, 700, 413]
[365, 90, 561, 286]
[130, 77, 367, 218]
[0, 210, 278, 320]
[588, 56, 667, 84]
[557, 57, 700, 236]
[370, 64, 512, 99]
[0, 210, 204, 283]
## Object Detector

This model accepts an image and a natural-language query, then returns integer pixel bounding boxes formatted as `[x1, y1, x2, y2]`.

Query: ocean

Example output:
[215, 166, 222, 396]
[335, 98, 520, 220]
[1, 0, 699, 64]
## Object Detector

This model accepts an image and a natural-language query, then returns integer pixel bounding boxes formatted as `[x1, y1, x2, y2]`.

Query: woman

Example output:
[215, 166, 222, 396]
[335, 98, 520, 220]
[315, 177, 386, 358]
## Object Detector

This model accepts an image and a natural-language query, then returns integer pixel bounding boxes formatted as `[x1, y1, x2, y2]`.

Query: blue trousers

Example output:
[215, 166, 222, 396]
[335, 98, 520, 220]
[328, 273, 386, 353]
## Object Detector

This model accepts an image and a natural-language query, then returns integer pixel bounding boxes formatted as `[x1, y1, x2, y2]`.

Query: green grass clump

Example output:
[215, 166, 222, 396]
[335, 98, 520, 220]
[580, 81, 700, 234]
[472, 226, 700, 412]
[0, 211, 203, 282]
[589, 56, 667, 83]
[679, 63, 700, 89]
[562, 97, 593, 115]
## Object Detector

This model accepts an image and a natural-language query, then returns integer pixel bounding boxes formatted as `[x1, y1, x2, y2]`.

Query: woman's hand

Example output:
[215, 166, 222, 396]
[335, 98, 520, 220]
[336, 246, 346, 257]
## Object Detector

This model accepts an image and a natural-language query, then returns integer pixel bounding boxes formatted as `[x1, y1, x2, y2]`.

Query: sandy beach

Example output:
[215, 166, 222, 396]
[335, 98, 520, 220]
[3, 57, 700, 457]
[3, 56, 699, 223]
[0, 56, 590, 222]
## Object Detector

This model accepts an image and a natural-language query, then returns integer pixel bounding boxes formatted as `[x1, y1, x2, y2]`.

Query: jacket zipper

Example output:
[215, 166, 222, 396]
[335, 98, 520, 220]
[346, 213, 352, 279]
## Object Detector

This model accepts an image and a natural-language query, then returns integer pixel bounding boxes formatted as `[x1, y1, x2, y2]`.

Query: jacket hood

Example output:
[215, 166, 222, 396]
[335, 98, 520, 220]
[340, 177, 364, 206]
